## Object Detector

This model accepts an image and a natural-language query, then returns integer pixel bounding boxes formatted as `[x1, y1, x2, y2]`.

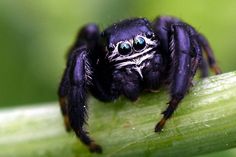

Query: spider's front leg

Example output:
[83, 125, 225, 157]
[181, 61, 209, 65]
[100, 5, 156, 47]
[58, 52, 75, 132]
[58, 24, 102, 153]
[68, 48, 102, 153]
[58, 24, 100, 132]
[155, 24, 202, 132]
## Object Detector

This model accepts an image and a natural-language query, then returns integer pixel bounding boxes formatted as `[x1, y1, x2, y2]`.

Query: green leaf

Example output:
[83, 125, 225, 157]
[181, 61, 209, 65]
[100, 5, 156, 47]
[1, 72, 236, 157]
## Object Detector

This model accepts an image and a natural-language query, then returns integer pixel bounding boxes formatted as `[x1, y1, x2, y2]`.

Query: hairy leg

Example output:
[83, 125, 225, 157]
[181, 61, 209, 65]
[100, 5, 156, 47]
[58, 24, 103, 153]
[197, 34, 222, 74]
[152, 16, 214, 132]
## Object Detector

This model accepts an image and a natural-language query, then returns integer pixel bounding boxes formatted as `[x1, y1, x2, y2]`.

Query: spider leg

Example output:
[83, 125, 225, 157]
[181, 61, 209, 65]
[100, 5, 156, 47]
[199, 55, 209, 78]
[197, 34, 222, 74]
[58, 53, 75, 132]
[143, 54, 164, 91]
[58, 24, 103, 153]
[155, 24, 200, 132]
[89, 66, 120, 102]
[67, 49, 102, 153]
[58, 24, 101, 132]
[152, 16, 221, 132]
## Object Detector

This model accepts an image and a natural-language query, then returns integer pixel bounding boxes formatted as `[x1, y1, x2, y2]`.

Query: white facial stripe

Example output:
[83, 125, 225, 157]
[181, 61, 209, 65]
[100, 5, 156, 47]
[114, 52, 155, 79]
[115, 51, 156, 67]
[113, 51, 157, 79]
[133, 50, 156, 65]
[133, 66, 143, 78]
[110, 46, 154, 62]
[115, 61, 136, 69]
[115, 51, 156, 74]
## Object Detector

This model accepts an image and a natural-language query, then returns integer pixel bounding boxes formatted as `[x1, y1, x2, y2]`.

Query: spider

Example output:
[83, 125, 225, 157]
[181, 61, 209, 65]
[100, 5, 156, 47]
[58, 16, 221, 153]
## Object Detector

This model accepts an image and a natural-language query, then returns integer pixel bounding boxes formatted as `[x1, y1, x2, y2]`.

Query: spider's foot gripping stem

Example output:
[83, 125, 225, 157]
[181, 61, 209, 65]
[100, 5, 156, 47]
[155, 98, 180, 132]
[197, 34, 222, 75]
[212, 64, 221, 75]
[89, 142, 103, 153]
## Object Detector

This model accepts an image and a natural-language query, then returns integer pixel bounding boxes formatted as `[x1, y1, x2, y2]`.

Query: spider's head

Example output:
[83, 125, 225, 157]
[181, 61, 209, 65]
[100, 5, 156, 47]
[102, 18, 159, 74]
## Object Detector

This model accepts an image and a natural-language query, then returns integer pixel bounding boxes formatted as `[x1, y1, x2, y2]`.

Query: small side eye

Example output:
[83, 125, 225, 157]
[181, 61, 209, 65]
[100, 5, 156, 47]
[145, 31, 154, 38]
[118, 42, 132, 55]
[133, 36, 146, 51]
[107, 43, 115, 51]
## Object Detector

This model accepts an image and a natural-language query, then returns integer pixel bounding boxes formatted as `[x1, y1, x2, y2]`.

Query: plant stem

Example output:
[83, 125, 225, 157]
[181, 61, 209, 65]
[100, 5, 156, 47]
[1, 72, 236, 157]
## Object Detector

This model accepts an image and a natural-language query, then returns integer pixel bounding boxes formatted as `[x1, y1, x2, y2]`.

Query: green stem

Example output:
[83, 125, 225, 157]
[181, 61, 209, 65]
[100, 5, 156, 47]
[1, 72, 236, 157]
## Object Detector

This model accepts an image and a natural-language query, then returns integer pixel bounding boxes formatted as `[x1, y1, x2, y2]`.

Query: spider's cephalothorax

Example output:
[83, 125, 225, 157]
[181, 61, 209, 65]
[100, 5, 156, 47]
[58, 16, 221, 153]
[103, 19, 159, 77]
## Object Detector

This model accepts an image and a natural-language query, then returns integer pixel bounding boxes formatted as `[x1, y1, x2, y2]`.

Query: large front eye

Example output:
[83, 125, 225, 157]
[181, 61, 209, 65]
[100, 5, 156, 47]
[133, 36, 146, 51]
[118, 42, 132, 55]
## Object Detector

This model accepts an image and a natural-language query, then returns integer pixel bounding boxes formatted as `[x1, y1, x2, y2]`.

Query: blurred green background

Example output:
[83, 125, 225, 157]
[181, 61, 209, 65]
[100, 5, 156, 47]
[1, 0, 236, 107]
[0, 0, 236, 156]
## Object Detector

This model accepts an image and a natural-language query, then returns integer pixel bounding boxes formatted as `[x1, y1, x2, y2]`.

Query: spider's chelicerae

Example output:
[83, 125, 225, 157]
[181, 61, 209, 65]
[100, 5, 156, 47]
[58, 16, 221, 153]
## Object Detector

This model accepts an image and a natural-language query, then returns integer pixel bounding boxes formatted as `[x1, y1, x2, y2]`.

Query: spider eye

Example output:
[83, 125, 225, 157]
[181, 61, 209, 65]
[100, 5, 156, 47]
[118, 42, 132, 55]
[107, 43, 115, 51]
[133, 36, 146, 51]
[145, 31, 154, 38]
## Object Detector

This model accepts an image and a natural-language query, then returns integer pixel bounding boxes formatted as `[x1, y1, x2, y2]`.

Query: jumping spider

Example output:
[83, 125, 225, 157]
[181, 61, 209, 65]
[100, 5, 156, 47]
[58, 16, 221, 153]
